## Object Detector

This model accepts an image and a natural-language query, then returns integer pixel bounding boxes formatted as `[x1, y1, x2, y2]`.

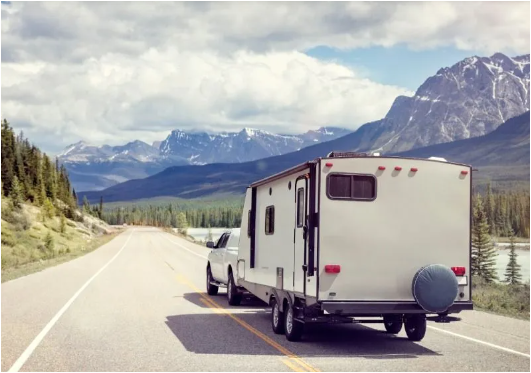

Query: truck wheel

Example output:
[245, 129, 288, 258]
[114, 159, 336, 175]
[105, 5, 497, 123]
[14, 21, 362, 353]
[227, 272, 242, 306]
[271, 298, 285, 334]
[404, 315, 427, 341]
[284, 305, 304, 342]
[383, 316, 403, 334]
[206, 266, 218, 296]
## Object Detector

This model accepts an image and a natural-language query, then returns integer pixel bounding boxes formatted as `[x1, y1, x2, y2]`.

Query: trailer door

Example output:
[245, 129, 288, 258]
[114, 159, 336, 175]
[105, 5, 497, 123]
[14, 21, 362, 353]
[294, 178, 307, 294]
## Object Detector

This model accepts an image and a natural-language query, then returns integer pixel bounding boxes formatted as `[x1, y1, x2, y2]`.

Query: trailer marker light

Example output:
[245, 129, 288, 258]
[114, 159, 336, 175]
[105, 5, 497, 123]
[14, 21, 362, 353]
[395, 166, 402, 171]
[378, 166, 386, 170]
[461, 170, 468, 175]
[325, 162, 333, 167]
[451, 267, 466, 276]
[410, 167, 418, 172]
[324, 265, 341, 274]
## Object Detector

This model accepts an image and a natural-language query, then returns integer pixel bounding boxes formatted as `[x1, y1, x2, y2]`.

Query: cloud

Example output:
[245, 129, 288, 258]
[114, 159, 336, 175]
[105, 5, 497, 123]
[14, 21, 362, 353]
[1, 1, 528, 153]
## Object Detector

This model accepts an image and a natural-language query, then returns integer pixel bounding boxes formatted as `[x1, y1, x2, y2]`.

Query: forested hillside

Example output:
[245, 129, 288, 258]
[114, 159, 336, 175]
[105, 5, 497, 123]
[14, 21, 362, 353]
[1, 119, 116, 282]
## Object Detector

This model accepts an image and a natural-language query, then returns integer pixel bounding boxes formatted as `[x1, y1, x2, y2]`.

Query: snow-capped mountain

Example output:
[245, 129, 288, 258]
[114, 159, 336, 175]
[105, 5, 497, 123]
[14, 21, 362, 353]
[158, 127, 351, 164]
[58, 127, 351, 190]
[359, 52, 530, 153]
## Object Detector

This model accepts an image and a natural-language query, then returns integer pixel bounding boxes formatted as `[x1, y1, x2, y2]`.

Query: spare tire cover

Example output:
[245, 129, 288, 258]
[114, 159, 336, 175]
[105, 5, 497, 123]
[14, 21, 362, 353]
[412, 264, 458, 313]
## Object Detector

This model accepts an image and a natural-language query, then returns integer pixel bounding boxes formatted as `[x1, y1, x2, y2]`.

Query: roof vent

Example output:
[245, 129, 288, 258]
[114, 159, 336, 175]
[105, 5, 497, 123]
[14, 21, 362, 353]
[428, 156, 447, 162]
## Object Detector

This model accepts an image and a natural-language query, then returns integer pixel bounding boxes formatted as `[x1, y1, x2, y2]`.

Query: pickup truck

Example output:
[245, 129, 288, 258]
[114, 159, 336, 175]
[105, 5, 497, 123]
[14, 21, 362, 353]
[205, 228, 245, 305]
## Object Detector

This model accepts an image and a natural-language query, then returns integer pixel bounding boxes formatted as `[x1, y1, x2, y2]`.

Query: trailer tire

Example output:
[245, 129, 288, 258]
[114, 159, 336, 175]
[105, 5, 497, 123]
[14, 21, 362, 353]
[227, 272, 242, 306]
[383, 316, 403, 334]
[206, 266, 218, 296]
[404, 315, 426, 342]
[271, 298, 285, 334]
[284, 305, 304, 342]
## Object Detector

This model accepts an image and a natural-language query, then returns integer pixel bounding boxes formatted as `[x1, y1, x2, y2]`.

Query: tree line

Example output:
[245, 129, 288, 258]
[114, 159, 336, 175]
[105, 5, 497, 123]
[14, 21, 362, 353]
[482, 185, 529, 238]
[101, 203, 243, 229]
[1, 120, 79, 219]
[472, 193, 524, 285]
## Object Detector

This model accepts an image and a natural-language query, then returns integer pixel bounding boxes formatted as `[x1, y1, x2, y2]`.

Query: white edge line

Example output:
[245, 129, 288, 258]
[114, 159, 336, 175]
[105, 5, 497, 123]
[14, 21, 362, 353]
[160, 233, 208, 259]
[7, 229, 135, 372]
[428, 326, 530, 359]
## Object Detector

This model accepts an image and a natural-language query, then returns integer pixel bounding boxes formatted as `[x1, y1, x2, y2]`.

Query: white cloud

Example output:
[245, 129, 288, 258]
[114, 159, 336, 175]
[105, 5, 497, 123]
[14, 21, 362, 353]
[1, 1, 528, 153]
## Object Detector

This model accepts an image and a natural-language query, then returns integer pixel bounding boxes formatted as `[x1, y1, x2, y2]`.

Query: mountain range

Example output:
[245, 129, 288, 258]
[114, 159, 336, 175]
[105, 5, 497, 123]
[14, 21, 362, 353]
[77, 52, 530, 203]
[59, 127, 352, 191]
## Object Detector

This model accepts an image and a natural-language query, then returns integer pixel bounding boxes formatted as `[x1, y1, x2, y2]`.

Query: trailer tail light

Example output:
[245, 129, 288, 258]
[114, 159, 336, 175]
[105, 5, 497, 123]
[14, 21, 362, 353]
[410, 167, 418, 172]
[378, 166, 386, 170]
[461, 170, 468, 175]
[394, 166, 402, 171]
[324, 265, 341, 274]
[325, 162, 333, 167]
[451, 267, 466, 276]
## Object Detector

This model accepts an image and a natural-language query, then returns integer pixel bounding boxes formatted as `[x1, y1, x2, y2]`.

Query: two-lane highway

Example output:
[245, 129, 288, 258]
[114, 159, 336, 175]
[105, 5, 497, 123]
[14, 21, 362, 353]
[2, 228, 529, 371]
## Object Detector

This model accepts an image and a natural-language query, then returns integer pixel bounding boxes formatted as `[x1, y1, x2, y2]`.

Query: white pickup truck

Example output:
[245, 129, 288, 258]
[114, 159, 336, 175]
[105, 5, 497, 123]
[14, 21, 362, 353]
[205, 228, 245, 305]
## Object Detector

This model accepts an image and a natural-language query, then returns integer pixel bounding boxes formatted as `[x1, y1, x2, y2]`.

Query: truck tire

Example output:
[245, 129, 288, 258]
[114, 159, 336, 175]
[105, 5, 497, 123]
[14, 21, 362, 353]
[227, 272, 242, 306]
[206, 266, 218, 296]
[284, 305, 304, 342]
[404, 315, 426, 341]
[271, 298, 285, 334]
[383, 316, 403, 334]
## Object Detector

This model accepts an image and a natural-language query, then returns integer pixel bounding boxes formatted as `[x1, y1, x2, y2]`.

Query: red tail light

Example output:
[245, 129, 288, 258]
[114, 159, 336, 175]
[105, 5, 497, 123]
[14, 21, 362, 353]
[324, 265, 341, 274]
[410, 167, 418, 172]
[325, 162, 333, 167]
[461, 170, 469, 175]
[395, 166, 402, 171]
[451, 266, 466, 276]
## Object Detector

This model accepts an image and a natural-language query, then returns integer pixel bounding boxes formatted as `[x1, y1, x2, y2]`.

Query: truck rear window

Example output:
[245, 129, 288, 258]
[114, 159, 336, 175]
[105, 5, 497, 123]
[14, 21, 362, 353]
[327, 174, 376, 200]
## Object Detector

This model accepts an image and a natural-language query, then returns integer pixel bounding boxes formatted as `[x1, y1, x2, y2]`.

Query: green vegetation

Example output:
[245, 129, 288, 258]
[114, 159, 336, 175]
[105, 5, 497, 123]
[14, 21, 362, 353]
[1, 119, 117, 282]
[504, 232, 523, 285]
[470, 187, 528, 319]
[102, 197, 244, 228]
[471, 195, 498, 282]
[472, 276, 529, 319]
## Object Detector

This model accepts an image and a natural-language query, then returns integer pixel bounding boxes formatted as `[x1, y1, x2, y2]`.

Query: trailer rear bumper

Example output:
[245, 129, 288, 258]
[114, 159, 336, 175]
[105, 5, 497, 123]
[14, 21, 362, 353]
[320, 301, 473, 315]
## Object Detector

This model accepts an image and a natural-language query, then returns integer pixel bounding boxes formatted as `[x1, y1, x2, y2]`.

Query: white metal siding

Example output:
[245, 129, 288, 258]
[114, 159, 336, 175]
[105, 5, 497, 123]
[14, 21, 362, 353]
[318, 158, 471, 302]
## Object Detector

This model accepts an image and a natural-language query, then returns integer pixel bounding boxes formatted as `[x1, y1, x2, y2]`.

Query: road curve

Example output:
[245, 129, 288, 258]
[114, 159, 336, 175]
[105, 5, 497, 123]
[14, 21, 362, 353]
[2, 227, 529, 372]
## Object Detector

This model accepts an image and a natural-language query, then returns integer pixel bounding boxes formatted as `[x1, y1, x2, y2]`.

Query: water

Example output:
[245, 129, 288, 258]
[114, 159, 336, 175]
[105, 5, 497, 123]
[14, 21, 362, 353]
[494, 248, 530, 283]
[183, 228, 530, 283]
[180, 227, 230, 243]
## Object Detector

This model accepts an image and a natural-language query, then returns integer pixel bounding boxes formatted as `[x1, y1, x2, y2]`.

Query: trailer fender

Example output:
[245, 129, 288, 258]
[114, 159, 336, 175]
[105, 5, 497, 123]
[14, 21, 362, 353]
[270, 289, 293, 313]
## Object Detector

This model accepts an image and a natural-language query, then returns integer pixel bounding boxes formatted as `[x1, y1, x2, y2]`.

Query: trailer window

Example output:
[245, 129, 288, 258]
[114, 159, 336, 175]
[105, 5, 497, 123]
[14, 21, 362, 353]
[265, 206, 275, 235]
[297, 188, 305, 227]
[247, 210, 251, 237]
[327, 174, 376, 200]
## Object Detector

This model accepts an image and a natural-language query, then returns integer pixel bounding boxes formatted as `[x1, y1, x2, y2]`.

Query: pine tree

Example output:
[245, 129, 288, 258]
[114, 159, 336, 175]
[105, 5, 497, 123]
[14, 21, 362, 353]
[176, 212, 188, 235]
[504, 230, 522, 285]
[471, 195, 498, 283]
[99, 196, 104, 219]
[60, 213, 67, 234]
[10, 175, 24, 209]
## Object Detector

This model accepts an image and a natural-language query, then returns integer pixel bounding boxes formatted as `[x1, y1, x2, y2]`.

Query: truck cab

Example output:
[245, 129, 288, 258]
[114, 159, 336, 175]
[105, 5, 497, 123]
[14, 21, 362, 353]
[205, 228, 245, 305]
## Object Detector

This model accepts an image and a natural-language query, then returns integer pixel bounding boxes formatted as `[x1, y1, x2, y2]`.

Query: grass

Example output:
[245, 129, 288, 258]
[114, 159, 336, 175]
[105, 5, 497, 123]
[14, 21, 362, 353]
[472, 276, 530, 319]
[1, 198, 120, 283]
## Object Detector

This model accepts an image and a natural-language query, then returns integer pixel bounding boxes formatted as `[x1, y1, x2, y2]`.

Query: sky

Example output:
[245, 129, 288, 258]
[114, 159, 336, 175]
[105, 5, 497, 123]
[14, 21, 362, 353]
[1, 1, 529, 154]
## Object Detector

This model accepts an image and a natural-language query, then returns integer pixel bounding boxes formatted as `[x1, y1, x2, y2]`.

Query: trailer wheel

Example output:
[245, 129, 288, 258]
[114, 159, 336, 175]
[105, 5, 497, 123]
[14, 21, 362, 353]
[271, 298, 285, 334]
[284, 304, 304, 342]
[227, 272, 242, 306]
[206, 266, 218, 296]
[404, 315, 426, 342]
[383, 316, 403, 334]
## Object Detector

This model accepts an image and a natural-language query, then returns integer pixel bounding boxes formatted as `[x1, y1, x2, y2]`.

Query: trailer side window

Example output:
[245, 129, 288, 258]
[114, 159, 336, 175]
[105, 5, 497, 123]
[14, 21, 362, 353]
[265, 206, 275, 235]
[327, 174, 376, 200]
[247, 210, 251, 237]
[297, 188, 305, 227]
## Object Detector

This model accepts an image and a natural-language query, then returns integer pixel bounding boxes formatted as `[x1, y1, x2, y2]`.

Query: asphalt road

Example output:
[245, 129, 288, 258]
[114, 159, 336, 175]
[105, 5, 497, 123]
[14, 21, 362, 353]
[2, 227, 530, 372]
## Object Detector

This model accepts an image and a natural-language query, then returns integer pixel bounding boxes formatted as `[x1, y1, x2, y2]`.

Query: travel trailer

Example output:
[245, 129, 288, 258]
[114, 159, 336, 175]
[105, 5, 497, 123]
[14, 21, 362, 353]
[233, 151, 473, 342]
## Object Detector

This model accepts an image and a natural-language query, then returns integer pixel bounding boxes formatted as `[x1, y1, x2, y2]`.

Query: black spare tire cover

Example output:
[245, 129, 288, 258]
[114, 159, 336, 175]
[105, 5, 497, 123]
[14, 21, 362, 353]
[412, 264, 458, 313]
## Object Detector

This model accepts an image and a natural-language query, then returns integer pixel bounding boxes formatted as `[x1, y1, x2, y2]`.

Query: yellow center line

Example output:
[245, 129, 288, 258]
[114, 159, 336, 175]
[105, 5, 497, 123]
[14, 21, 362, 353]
[176, 274, 320, 372]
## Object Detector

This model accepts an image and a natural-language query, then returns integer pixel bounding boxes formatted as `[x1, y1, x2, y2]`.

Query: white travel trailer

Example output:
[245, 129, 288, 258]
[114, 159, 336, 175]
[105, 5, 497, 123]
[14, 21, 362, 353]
[235, 151, 473, 342]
